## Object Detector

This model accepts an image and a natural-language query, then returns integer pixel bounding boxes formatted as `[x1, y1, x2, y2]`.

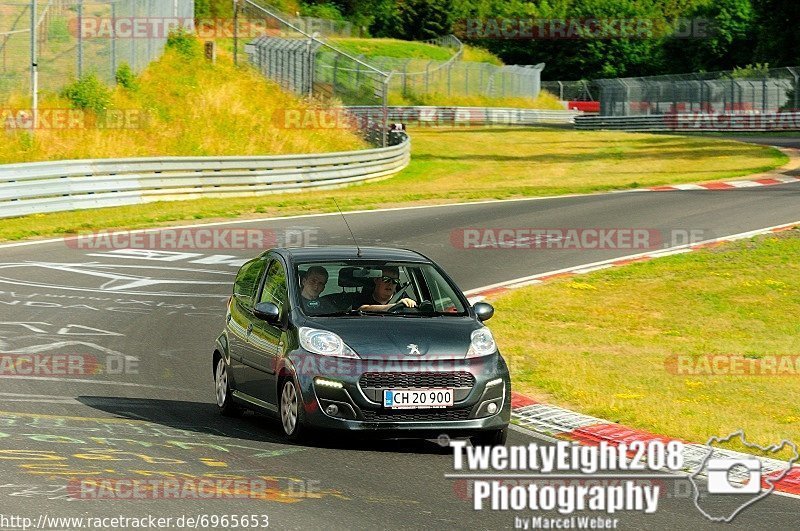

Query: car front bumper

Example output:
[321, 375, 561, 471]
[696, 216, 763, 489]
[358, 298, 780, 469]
[289, 351, 511, 436]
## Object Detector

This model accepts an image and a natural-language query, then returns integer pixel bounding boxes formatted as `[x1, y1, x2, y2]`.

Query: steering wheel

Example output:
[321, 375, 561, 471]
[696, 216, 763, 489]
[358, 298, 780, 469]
[387, 301, 408, 313]
[387, 300, 433, 313]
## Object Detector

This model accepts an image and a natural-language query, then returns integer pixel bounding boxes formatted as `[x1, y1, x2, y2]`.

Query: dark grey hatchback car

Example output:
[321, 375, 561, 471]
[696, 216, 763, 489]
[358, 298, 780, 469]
[212, 246, 511, 446]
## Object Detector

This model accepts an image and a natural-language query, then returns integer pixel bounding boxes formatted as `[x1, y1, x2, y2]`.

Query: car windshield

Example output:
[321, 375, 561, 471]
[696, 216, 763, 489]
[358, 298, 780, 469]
[294, 261, 468, 317]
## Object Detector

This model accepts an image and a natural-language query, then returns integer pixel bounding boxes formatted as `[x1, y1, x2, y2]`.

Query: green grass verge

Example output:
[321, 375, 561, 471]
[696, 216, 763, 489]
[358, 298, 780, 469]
[329, 38, 503, 66]
[0, 128, 787, 243]
[490, 229, 800, 458]
[329, 38, 454, 61]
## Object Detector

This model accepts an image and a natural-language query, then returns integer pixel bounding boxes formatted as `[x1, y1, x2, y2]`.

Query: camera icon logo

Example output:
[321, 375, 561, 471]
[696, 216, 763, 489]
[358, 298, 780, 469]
[688, 430, 799, 522]
[706, 458, 762, 494]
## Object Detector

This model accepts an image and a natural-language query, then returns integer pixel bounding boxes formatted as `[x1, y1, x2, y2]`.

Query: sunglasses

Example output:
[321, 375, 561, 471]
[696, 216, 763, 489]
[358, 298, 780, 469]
[379, 276, 402, 286]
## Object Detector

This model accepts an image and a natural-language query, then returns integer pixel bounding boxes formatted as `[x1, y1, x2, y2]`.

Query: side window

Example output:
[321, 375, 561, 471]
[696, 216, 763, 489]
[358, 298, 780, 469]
[233, 258, 267, 308]
[259, 260, 288, 314]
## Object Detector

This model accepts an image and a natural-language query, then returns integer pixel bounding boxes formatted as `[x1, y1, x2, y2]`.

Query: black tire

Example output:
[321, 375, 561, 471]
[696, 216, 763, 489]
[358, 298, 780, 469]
[470, 427, 508, 448]
[279, 376, 309, 442]
[214, 356, 242, 417]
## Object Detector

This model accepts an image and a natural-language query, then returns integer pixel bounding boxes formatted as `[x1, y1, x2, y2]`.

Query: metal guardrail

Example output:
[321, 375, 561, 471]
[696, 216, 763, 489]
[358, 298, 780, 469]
[0, 105, 577, 220]
[0, 135, 410, 219]
[575, 113, 800, 132]
[347, 106, 581, 126]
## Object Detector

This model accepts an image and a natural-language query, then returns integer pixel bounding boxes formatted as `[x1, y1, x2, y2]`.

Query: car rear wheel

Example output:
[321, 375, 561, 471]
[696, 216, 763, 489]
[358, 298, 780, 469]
[470, 427, 508, 448]
[215, 357, 242, 417]
[280, 377, 308, 441]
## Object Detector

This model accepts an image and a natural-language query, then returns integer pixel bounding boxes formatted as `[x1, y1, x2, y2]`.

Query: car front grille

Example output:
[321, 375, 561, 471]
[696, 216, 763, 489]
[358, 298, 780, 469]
[361, 408, 472, 422]
[359, 371, 476, 389]
[358, 371, 476, 403]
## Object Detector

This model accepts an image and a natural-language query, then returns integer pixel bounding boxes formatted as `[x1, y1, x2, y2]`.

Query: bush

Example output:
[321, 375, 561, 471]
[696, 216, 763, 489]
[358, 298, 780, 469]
[300, 3, 346, 21]
[166, 28, 202, 58]
[730, 63, 771, 79]
[115, 63, 138, 90]
[61, 74, 112, 114]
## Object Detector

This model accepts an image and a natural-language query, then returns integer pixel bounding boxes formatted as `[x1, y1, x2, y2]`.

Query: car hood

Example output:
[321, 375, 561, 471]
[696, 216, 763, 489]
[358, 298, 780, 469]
[303, 316, 483, 360]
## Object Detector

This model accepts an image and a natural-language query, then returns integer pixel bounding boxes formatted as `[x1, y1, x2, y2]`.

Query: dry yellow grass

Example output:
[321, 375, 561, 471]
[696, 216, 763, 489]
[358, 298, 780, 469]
[0, 45, 365, 163]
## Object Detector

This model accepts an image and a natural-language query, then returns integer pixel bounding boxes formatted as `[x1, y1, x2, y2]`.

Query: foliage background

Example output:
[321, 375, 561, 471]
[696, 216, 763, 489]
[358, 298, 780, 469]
[203, 1, 799, 80]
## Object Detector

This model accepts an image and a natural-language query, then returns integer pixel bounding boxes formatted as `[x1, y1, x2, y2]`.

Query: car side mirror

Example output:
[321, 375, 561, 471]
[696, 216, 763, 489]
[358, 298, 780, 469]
[254, 302, 280, 324]
[473, 302, 494, 322]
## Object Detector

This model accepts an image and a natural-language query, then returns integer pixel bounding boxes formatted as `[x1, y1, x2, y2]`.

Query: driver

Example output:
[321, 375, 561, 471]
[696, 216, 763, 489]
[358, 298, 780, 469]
[355, 266, 417, 312]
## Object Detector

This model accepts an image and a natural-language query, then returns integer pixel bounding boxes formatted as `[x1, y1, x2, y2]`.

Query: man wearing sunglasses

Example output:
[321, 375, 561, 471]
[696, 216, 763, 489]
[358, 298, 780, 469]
[354, 266, 417, 312]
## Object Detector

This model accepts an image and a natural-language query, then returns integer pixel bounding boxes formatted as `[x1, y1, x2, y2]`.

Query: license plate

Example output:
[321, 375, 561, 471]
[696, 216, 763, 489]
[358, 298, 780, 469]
[383, 388, 454, 409]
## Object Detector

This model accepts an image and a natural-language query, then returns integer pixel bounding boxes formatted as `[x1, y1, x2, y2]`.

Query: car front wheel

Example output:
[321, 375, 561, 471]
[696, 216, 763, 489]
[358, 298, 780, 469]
[280, 377, 308, 441]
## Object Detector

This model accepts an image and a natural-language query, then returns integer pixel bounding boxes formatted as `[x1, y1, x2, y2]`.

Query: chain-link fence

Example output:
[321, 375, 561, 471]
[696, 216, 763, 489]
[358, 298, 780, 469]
[541, 80, 597, 101]
[0, 0, 194, 103]
[377, 58, 544, 101]
[360, 35, 544, 102]
[239, 0, 390, 146]
[596, 67, 800, 116]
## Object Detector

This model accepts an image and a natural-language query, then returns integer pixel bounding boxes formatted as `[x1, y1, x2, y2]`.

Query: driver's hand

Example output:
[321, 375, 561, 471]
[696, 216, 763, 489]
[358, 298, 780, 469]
[399, 298, 417, 308]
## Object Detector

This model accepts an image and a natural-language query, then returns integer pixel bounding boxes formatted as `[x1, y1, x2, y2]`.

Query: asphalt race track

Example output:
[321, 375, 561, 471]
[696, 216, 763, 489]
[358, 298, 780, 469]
[0, 178, 799, 528]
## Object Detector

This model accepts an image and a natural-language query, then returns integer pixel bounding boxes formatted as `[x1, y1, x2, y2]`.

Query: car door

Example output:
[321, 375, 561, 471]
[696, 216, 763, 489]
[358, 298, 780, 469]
[227, 257, 268, 384]
[240, 258, 289, 406]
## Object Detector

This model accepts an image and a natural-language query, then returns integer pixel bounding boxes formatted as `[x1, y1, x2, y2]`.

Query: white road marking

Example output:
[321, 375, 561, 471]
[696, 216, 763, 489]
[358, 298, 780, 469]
[464, 219, 800, 295]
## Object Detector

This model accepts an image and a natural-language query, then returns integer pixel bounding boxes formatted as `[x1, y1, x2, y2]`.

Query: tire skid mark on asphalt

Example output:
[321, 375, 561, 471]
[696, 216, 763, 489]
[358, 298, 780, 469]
[0, 409, 349, 504]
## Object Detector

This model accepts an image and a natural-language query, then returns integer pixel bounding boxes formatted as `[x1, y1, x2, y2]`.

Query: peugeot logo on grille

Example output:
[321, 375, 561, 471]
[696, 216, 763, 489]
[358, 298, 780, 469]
[407, 344, 421, 356]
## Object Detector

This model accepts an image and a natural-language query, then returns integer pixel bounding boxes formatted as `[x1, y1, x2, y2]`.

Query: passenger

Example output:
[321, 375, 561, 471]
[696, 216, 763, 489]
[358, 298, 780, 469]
[299, 266, 336, 314]
[355, 266, 417, 312]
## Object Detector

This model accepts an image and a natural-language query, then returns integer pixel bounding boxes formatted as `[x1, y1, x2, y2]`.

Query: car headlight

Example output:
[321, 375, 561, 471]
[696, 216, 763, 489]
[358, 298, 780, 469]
[467, 327, 497, 358]
[299, 327, 359, 358]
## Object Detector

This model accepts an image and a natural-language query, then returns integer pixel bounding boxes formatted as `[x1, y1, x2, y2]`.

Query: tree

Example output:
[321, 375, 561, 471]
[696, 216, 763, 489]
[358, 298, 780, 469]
[752, 0, 800, 67]
[662, 0, 755, 73]
[374, 0, 456, 40]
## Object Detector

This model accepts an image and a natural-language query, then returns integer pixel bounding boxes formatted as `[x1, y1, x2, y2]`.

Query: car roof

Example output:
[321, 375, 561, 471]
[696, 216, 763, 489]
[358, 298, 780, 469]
[276, 246, 431, 264]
